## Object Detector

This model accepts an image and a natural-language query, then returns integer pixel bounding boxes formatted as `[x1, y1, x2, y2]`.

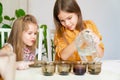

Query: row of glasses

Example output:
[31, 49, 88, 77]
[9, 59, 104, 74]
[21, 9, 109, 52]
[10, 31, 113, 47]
[41, 61, 102, 76]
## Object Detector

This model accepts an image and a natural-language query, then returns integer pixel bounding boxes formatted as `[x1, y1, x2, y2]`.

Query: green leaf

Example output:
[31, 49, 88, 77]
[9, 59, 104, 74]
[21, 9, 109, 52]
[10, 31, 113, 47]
[11, 17, 15, 20]
[0, 2, 3, 16]
[40, 24, 47, 29]
[0, 16, 3, 23]
[15, 9, 26, 18]
[4, 15, 11, 20]
[4, 15, 15, 21]
[2, 24, 11, 28]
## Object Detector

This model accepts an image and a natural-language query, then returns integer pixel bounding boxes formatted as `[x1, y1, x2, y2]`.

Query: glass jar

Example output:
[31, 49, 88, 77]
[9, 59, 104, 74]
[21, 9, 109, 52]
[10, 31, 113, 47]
[57, 61, 71, 75]
[88, 62, 102, 75]
[75, 29, 97, 61]
[73, 61, 87, 75]
[41, 61, 56, 76]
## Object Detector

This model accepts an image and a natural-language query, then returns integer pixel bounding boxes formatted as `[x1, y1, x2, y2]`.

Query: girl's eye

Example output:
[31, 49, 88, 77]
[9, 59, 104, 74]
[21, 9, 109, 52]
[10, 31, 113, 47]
[60, 20, 64, 23]
[28, 32, 32, 35]
[34, 32, 37, 35]
[67, 16, 72, 20]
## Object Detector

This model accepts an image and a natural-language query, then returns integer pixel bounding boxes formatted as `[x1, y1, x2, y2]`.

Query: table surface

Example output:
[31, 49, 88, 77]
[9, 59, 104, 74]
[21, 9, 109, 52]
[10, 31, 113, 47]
[15, 60, 120, 80]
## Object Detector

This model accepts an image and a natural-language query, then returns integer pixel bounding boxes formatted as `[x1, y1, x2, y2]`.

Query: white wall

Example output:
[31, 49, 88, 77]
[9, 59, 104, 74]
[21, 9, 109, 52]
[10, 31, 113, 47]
[1, 0, 120, 60]
[28, 0, 55, 30]
[77, 0, 120, 60]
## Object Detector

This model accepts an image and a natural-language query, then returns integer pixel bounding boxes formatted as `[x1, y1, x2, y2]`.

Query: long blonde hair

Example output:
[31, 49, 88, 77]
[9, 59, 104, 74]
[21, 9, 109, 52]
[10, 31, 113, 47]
[7, 14, 38, 61]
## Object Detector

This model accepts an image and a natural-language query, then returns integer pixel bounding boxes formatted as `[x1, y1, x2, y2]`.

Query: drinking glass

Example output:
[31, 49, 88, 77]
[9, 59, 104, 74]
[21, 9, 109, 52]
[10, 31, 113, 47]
[41, 61, 56, 76]
[57, 61, 71, 75]
[73, 61, 87, 75]
[88, 62, 102, 75]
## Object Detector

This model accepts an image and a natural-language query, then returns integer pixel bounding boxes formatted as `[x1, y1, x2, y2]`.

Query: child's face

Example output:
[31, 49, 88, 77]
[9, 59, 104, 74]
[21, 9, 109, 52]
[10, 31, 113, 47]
[22, 23, 38, 47]
[58, 11, 78, 30]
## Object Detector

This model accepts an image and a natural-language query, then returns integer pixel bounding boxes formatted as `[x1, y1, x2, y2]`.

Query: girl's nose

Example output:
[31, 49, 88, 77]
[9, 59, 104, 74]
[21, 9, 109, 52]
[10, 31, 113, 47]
[65, 20, 70, 26]
[32, 34, 36, 39]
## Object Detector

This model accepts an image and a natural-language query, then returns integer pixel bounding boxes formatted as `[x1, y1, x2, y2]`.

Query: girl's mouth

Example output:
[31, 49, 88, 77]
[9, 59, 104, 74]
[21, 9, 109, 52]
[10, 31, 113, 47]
[31, 40, 35, 43]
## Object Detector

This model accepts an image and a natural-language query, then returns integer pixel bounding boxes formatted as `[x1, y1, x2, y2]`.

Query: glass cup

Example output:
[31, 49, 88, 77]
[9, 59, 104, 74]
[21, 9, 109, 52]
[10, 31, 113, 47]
[73, 61, 87, 75]
[41, 61, 56, 76]
[88, 62, 102, 75]
[57, 61, 71, 75]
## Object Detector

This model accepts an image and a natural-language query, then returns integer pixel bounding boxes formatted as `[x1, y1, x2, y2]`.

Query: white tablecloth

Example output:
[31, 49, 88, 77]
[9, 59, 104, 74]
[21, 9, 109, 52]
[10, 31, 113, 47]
[15, 60, 120, 80]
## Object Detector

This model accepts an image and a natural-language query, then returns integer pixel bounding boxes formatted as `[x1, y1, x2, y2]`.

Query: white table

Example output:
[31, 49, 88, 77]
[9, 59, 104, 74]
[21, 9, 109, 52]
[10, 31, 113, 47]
[15, 60, 120, 80]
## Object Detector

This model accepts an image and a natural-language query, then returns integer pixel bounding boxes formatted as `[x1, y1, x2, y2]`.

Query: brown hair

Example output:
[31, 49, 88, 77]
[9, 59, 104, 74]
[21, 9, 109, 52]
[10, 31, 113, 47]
[53, 0, 85, 37]
[7, 14, 38, 61]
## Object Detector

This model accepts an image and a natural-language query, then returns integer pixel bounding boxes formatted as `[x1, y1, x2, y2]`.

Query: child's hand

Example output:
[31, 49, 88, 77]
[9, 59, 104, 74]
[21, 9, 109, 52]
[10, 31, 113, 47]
[16, 61, 34, 70]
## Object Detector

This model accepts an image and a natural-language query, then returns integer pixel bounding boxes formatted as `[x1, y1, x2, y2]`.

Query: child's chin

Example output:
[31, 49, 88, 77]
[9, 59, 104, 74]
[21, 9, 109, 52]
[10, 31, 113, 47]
[27, 44, 33, 47]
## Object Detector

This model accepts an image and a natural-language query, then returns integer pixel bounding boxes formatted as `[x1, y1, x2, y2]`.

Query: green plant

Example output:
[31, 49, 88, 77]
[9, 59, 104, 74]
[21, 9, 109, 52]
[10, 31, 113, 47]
[0, 2, 26, 48]
[51, 39, 55, 61]
[40, 24, 48, 56]
[40, 25, 55, 61]
[0, 2, 26, 28]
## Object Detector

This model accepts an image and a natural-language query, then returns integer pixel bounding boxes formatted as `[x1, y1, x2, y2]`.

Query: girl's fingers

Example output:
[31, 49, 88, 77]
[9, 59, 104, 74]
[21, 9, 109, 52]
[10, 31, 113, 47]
[16, 61, 34, 70]
[26, 61, 34, 65]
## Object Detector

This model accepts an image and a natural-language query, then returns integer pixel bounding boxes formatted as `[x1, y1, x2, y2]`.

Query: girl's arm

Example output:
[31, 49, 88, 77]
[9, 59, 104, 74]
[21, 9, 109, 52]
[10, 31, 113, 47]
[60, 41, 77, 60]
